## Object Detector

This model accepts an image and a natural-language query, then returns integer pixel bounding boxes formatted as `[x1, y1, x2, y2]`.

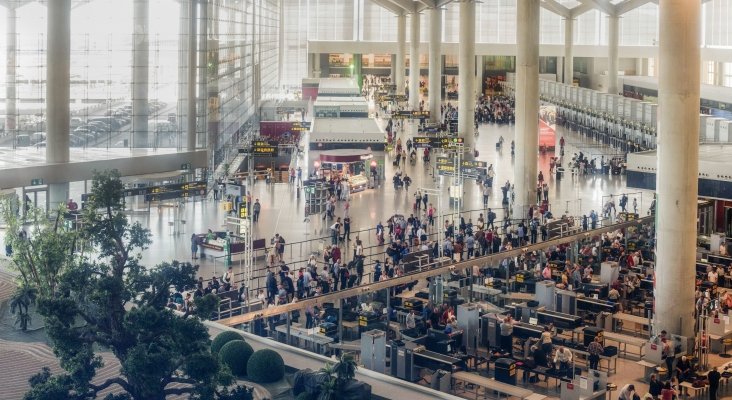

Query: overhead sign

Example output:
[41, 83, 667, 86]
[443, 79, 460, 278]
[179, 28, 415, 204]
[419, 123, 441, 134]
[291, 121, 311, 132]
[414, 137, 464, 149]
[394, 110, 431, 119]
[250, 140, 278, 156]
[436, 157, 487, 178]
[30, 178, 44, 186]
[121, 180, 207, 199]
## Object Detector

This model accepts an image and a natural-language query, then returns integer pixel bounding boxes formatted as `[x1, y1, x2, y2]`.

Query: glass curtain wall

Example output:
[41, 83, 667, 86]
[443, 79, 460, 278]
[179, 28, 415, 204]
[0, 0, 280, 165]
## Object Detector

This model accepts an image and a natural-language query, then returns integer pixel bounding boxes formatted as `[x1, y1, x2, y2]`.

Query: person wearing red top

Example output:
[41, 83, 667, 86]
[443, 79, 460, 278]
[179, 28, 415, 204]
[331, 246, 341, 264]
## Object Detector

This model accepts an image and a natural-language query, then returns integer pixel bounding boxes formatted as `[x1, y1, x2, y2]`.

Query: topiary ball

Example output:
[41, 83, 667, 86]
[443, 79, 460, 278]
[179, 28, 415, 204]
[219, 340, 254, 376]
[211, 331, 245, 354]
[246, 349, 285, 383]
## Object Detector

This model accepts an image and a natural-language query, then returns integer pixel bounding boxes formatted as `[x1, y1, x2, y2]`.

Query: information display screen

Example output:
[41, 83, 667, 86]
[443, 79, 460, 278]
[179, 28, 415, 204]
[239, 202, 248, 219]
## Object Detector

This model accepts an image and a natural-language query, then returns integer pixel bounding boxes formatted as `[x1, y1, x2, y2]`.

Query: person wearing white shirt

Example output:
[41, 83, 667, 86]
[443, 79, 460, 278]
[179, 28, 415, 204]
[709, 269, 719, 284]
[406, 309, 416, 330]
[553, 346, 573, 376]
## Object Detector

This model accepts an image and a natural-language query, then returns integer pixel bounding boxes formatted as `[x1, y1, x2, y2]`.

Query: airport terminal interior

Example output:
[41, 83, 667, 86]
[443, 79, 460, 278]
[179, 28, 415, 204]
[1, 0, 732, 399]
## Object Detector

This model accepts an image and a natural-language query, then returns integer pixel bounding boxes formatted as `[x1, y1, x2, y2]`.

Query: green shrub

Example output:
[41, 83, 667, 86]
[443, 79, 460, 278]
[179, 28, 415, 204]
[246, 349, 285, 383]
[219, 340, 254, 376]
[295, 393, 315, 400]
[211, 331, 245, 354]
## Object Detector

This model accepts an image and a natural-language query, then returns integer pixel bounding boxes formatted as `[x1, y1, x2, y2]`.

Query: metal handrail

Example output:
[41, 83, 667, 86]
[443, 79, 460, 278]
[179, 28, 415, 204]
[216, 216, 654, 326]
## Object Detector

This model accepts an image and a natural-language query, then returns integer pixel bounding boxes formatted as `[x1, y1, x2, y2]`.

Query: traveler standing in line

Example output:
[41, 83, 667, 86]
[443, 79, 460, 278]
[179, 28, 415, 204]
[542, 183, 549, 202]
[342, 216, 352, 241]
[587, 335, 604, 371]
[500, 316, 514, 353]
[331, 218, 341, 245]
[540, 325, 553, 355]
[487, 208, 496, 229]
[708, 366, 721, 400]
[253, 199, 261, 222]
[190, 234, 199, 259]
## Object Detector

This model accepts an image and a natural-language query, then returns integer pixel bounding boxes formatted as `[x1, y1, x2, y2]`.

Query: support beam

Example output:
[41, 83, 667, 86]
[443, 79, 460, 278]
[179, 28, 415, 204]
[607, 15, 619, 94]
[428, 6, 442, 123]
[654, 0, 700, 339]
[541, 0, 571, 18]
[513, 0, 540, 220]
[409, 12, 421, 109]
[578, 0, 615, 16]
[457, 0, 475, 156]
[570, 3, 596, 18]
[371, 0, 403, 16]
[564, 17, 574, 84]
[5, 6, 17, 143]
[386, 0, 416, 13]
[396, 13, 407, 95]
[616, 0, 653, 15]
[46, 0, 70, 163]
[132, 0, 150, 148]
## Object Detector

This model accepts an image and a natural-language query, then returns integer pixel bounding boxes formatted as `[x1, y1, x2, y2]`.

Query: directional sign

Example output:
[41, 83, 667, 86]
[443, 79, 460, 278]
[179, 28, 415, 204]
[251, 140, 278, 156]
[30, 178, 44, 186]
[435, 157, 487, 178]
[238, 201, 248, 219]
[291, 121, 311, 132]
[413, 136, 464, 149]
[413, 137, 432, 148]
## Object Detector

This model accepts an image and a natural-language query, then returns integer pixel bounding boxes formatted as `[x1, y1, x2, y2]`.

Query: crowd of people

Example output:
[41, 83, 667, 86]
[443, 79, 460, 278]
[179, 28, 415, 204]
[476, 95, 515, 125]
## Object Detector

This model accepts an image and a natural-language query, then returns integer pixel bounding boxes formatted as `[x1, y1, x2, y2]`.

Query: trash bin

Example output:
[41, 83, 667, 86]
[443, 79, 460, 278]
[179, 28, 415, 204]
[494, 358, 516, 385]
[556, 167, 564, 180]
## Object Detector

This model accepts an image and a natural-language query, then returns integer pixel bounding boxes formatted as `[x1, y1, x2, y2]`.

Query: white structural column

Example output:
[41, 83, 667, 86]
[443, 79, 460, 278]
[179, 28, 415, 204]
[198, 0, 208, 152]
[409, 12, 421, 109]
[715, 62, 725, 86]
[46, 0, 72, 207]
[47, 0, 71, 164]
[314, 53, 322, 78]
[428, 7, 442, 123]
[564, 17, 574, 84]
[607, 15, 619, 94]
[655, 0, 700, 338]
[475, 55, 482, 96]
[513, 0, 540, 219]
[132, 0, 150, 148]
[5, 7, 17, 142]
[396, 14, 407, 95]
[458, 1, 475, 152]
[177, 2, 189, 149]
[187, 0, 198, 151]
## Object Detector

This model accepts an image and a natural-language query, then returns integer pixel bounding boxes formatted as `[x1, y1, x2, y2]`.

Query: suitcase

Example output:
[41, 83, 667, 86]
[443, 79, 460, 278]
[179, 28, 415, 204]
[603, 346, 618, 357]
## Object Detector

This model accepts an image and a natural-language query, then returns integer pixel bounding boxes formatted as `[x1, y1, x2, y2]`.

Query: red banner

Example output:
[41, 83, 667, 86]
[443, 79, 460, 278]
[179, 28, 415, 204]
[539, 119, 556, 150]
